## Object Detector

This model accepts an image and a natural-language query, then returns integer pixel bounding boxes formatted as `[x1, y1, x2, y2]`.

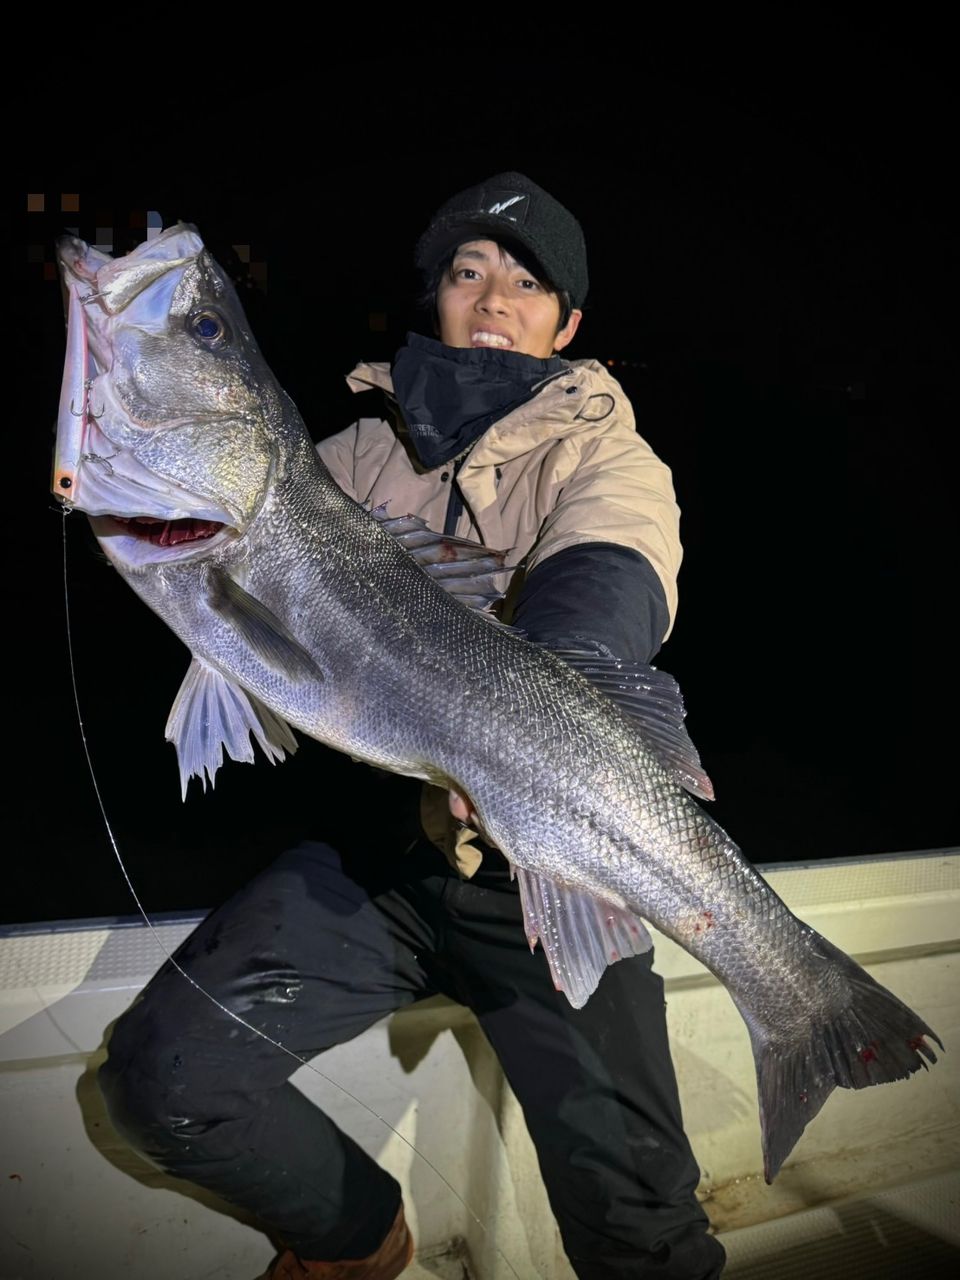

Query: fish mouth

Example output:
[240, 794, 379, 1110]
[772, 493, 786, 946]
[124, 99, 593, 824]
[109, 514, 226, 548]
[92, 512, 236, 568]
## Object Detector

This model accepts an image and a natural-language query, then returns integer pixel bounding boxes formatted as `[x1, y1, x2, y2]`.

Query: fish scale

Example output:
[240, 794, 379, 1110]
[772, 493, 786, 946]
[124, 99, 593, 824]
[53, 222, 942, 1183]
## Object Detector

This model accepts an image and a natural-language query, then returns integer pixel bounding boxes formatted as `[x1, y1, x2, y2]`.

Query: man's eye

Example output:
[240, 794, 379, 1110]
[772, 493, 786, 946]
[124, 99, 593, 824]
[455, 267, 480, 280]
[518, 278, 540, 290]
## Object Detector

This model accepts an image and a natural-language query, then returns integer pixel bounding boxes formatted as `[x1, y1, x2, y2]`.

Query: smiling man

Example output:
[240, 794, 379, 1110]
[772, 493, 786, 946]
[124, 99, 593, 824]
[435, 239, 582, 356]
[99, 174, 725, 1280]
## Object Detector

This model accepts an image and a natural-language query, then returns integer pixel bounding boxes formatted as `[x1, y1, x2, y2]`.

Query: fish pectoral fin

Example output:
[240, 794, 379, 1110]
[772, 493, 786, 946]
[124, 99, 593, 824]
[512, 866, 653, 1009]
[542, 647, 715, 801]
[165, 657, 299, 798]
[204, 568, 322, 682]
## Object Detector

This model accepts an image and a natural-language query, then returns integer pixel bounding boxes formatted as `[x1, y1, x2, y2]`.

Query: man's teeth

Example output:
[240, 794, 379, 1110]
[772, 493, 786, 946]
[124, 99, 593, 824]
[473, 332, 512, 347]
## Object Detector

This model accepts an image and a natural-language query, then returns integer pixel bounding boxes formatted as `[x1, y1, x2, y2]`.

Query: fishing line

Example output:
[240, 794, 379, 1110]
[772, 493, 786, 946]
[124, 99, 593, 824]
[59, 508, 524, 1280]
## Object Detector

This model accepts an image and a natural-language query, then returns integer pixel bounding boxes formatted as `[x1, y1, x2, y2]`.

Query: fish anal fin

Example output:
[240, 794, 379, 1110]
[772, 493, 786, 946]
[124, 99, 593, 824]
[513, 865, 653, 1009]
[165, 657, 299, 798]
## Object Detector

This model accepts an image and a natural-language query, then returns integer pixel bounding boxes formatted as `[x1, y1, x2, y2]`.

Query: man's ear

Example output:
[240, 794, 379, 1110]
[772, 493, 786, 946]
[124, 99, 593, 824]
[554, 308, 583, 353]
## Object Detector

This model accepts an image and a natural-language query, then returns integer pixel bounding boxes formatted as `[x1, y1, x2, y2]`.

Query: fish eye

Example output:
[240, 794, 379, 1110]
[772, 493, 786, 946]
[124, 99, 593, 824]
[189, 309, 229, 346]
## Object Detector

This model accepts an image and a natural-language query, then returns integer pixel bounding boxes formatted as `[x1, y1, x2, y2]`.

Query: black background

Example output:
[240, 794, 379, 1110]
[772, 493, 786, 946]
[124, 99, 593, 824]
[15, 30, 957, 924]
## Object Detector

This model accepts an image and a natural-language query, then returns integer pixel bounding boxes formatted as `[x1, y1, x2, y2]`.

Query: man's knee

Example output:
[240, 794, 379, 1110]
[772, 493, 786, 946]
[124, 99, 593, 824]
[98, 985, 237, 1166]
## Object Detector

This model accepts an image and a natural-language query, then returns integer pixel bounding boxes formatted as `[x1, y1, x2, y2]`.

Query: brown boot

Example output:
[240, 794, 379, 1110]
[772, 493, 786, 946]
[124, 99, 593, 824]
[257, 1205, 415, 1279]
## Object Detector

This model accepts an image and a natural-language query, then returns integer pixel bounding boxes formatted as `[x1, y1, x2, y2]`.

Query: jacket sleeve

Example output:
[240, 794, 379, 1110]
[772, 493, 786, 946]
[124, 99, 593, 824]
[512, 542, 670, 663]
[519, 425, 683, 651]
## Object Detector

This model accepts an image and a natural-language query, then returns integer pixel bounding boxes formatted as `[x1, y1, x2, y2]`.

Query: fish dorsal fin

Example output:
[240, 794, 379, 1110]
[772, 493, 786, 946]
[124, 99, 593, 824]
[512, 866, 653, 1009]
[370, 504, 509, 612]
[165, 657, 299, 798]
[545, 648, 715, 801]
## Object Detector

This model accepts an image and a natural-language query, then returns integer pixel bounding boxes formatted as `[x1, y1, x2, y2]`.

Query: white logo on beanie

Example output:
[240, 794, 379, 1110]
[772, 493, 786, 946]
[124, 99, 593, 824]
[487, 195, 526, 218]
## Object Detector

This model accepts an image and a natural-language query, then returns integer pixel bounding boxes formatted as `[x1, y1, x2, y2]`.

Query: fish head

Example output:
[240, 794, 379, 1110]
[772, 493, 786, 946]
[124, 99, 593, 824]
[54, 224, 287, 569]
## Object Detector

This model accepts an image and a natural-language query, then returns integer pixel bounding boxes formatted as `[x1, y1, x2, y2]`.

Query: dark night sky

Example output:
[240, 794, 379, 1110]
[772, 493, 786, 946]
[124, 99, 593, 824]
[14, 35, 958, 924]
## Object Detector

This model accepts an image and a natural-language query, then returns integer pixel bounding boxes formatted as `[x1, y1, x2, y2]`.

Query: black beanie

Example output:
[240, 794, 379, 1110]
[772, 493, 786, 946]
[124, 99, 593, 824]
[414, 172, 589, 309]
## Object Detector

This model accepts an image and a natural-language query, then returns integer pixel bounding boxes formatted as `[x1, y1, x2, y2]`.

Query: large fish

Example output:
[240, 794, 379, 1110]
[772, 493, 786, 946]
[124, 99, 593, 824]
[53, 224, 940, 1181]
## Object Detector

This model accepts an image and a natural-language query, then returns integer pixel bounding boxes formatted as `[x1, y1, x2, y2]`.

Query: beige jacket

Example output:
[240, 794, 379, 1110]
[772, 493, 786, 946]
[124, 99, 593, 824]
[317, 357, 683, 875]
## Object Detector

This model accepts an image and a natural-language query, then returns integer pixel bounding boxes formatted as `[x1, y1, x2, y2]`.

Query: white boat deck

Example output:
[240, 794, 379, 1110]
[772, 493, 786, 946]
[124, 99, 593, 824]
[719, 1168, 960, 1277]
[2, 850, 957, 1278]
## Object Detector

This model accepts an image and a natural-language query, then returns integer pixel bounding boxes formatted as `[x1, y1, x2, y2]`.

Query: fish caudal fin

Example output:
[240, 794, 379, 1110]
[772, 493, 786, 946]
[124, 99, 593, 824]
[750, 936, 942, 1182]
[513, 866, 653, 1009]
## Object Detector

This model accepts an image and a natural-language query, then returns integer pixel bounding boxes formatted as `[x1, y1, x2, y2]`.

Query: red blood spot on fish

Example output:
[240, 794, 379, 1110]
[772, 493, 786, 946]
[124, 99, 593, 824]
[859, 1041, 879, 1064]
[610, 950, 620, 962]
[702, 911, 714, 929]
[694, 924, 702, 933]
[606, 915, 616, 928]
[799, 1092, 808, 1104]
[908, 1035, 926, 1053]
[438, 540, 458, 563]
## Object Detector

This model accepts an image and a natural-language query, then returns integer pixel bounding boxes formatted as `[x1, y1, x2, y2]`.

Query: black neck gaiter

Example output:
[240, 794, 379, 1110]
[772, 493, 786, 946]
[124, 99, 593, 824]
[391, 333, 567, 470]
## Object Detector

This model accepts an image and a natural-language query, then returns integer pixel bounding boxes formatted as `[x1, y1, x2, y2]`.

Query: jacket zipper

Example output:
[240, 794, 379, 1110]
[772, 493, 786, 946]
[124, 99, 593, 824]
[441, 367, 574, 536]
[443, 455, 467, 535]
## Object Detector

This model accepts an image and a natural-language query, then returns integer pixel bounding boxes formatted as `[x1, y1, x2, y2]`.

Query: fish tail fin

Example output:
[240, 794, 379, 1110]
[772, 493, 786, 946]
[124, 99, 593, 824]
[748, 936, 942, 1183]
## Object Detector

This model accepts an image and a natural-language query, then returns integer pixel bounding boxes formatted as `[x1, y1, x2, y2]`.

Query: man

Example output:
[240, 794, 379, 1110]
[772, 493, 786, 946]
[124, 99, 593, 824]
[99, 173, 725, 1280]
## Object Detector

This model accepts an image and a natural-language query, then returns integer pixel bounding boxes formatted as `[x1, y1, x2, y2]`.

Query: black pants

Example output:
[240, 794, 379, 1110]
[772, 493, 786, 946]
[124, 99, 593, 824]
[99, 834, 725, 1279]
